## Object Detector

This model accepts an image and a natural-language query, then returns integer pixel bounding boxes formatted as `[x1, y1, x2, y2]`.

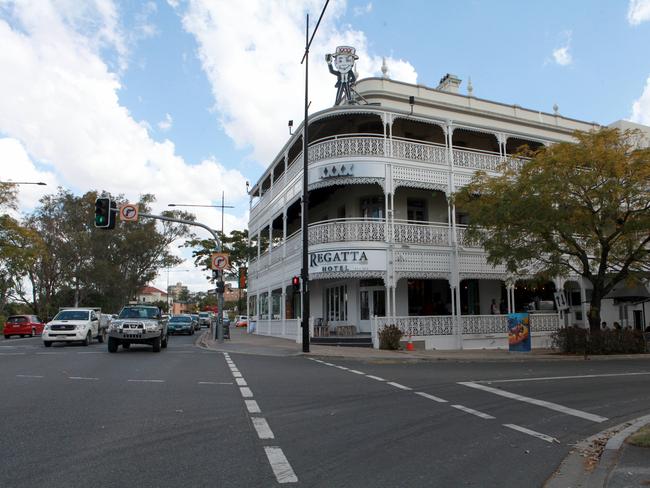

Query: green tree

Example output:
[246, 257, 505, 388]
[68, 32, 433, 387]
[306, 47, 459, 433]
[185, 229, 254, 311]
[455, 128, 650, 332]
[22, 190, 194, 317]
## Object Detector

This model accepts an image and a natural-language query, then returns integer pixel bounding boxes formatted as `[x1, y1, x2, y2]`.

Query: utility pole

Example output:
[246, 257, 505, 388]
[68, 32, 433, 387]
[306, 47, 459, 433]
[300, 1, 329, 353]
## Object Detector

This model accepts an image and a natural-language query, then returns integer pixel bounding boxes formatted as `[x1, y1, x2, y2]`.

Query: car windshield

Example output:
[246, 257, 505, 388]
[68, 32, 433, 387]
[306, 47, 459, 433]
[53, 311, 90, 321]
[199, 312, 209, 317]
[7, 316, 29, 324]
[118, 307, 159, 319]
[169, 316, 191, 323]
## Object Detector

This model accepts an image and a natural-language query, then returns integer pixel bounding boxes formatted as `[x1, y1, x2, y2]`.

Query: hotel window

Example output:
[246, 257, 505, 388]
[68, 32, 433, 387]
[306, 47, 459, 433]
[361, 196, 384, 219]
[259, 292, 269, 320]
[407, 199, 427, 222]
[249, 295, 258, 319]
[325, 285, 348, 322]
[271, 288, 282, 320]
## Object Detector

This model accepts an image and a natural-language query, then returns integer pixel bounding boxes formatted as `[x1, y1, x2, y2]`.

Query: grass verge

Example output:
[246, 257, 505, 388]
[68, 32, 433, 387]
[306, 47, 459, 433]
[627, 425, 650, 448]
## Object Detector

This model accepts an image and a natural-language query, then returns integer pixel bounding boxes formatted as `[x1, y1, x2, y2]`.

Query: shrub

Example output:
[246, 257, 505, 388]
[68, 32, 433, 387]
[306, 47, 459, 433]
[379, 324, 403, 350]
[552, 326, 646, 354]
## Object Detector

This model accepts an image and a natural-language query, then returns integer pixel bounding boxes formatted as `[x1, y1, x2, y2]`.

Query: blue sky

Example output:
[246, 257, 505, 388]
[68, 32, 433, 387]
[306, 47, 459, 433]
[1, 0, 650, 291]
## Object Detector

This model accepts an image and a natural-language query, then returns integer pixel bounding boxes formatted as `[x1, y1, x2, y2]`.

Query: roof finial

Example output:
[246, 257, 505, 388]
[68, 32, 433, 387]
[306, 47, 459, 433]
[381, 57, 389, 79]
[467, 76, 473, 97]
[553, 103, 559, 115]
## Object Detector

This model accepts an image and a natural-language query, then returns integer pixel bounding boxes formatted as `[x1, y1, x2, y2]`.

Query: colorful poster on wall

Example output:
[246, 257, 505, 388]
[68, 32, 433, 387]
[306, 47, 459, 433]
[508, 313, 531, 352]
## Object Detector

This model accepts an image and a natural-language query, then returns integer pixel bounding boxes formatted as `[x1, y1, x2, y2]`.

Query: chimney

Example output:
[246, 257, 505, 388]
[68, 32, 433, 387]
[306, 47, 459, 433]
[436, 73, 462, 94]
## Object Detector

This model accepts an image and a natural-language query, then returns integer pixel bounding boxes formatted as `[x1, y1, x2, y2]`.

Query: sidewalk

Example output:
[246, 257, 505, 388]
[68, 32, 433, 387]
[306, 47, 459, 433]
[199, 327, 649, 487]
[199, 327, 650, 362]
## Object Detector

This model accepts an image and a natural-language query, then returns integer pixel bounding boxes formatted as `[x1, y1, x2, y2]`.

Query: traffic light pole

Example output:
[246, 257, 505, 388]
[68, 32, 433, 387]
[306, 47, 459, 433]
[110, 207, 226, 343]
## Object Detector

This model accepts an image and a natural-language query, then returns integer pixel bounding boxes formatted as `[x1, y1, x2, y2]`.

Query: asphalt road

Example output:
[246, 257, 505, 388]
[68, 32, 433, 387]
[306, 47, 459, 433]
[1, 333, 649, 487]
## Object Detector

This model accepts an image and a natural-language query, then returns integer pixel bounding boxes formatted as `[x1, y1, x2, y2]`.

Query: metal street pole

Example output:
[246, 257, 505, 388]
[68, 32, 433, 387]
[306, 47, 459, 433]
[167, 199, 233, 343]
[300, 1, 329, 353]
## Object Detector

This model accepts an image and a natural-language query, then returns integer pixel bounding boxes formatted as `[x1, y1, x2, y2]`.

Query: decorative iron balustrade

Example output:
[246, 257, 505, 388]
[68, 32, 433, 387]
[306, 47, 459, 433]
[453, 148, 503, 171]
[308, 219, 385, 245]
[308, 136, 385, 163]
[391, 139, 447, 164]
[462, 315, 508, 334]
[372, 312, 560, 339]
[374, 315, 455, 336]
[393, 221, 449, 246]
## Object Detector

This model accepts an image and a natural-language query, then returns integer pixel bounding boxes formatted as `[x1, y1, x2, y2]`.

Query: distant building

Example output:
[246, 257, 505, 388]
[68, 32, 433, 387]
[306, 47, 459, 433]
[136, 286, 167, 304]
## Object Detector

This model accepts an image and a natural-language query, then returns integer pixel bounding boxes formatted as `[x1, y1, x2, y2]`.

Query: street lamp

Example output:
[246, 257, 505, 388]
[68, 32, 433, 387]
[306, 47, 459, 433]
[0, 181, 47, 185]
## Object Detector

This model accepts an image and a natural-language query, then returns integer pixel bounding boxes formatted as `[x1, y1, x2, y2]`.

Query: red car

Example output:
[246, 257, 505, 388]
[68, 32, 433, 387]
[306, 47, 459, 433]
[3, 315, 45, 339]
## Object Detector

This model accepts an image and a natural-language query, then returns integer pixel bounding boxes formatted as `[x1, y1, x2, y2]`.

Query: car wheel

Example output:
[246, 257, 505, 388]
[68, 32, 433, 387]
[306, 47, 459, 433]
[162, 334, 168, 349]
[107, 337, 118, 353]
[43, 341, 52, 348]
[3, 335, 9, 339]
[190, 329, 195, 336]
[30, 327, 36, 337]
[98, 329, 106, 343]
[83, 331, 92, 346]
[122, 342, 130, 349]
[152, 335, 161, 352]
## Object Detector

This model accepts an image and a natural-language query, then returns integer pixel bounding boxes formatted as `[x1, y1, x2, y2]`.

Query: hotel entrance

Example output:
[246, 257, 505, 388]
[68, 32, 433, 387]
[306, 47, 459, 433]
[359, 279, 386, 332]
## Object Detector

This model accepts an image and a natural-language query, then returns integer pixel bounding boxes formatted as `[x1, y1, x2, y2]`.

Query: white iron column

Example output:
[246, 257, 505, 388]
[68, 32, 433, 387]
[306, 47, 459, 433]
[580, 277, 589, 329]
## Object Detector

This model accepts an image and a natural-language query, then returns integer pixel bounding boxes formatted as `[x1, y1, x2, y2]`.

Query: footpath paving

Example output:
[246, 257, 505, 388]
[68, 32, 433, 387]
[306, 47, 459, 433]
[198, 327, 650, 487]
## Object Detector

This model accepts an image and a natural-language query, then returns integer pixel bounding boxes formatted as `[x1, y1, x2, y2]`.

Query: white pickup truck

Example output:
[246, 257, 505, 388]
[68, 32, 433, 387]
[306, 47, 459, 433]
[42, 307, 109, 347]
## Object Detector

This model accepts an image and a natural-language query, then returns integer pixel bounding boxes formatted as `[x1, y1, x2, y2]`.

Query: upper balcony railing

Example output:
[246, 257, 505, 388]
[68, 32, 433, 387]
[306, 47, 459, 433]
[252, 135, 528, 212]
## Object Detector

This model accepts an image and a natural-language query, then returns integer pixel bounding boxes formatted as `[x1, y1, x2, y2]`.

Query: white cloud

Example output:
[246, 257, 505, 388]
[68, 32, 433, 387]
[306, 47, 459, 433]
[0, 138, 57, 211]
[552, 46, 572, 66]
[0, 1, 248, 232]
[178, 0, 417, 164]
[353, 2, 373, 16]
[631, 76, 650, 125]
[158, 113, 173, 131]
[628, 0, 650, 25]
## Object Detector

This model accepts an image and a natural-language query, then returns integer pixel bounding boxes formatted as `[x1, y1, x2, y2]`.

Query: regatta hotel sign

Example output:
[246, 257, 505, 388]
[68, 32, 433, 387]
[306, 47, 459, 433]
[309, 249, 386, 273]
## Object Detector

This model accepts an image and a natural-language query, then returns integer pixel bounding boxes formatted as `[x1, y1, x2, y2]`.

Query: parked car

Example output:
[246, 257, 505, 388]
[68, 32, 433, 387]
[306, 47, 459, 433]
[3, 315, 45, 339]
[235, 315, 248, 328]
[168, 315, 195, 335]
[198, 312, 213, 328]
[191, 314, 200, 330]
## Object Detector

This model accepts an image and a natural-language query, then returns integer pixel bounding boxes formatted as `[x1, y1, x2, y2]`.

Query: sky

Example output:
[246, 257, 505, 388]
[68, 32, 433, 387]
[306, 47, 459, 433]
[2, 0, 650, 294]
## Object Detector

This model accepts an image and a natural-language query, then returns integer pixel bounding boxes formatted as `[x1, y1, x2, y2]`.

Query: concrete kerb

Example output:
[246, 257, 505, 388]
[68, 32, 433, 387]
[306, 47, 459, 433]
[195, 329, 650, 362]
[545, 414, 650, 488]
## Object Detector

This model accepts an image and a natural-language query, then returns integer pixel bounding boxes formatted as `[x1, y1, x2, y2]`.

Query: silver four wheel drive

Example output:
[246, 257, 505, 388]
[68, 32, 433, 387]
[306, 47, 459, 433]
[107, 305, 168, 353]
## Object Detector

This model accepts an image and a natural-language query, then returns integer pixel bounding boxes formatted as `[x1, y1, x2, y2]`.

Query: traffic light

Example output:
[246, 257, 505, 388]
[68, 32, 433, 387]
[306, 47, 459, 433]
[292, 276, 300, 294]
[94, 197, 110, 228]
[216, 281, 225, 294]
[108, 200, 117, 229]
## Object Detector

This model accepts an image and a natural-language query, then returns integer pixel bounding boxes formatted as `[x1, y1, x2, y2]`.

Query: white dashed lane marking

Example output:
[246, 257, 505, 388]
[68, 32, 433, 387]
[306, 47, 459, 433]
[16, 374, 43, 378]
[225, 353, 297, 484]
[480, 372, 650, 384]
[252, 417, 275, 439]
[366, 375, 386, 381]
[198, 381, 233, 385]
[386, 381, 412, 391]
[127, 379, 165, 383]
[459, 381, 608, 423]
[504, 423, 560, 443]
[264, 447, 298, 484]
[69, 376, 99, 381]
[245, 400, 261, 413]
[451, 404, 495, 420]
[415, 391, 448, 403]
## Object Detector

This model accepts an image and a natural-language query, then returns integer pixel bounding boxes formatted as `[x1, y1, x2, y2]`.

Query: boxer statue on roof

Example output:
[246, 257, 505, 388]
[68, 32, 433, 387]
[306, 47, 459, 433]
[326, 46, 358, 105]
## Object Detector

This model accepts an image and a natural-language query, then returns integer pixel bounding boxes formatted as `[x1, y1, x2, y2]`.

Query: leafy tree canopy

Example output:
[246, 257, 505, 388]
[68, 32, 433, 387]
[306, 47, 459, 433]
[454, 128, 650, 330]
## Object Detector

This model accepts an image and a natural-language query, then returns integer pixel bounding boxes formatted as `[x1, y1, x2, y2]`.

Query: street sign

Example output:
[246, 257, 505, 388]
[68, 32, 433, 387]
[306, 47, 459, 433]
[119, 204, 139, 222]
[553, 291, 569, 311]
[211, 253, 229, 270]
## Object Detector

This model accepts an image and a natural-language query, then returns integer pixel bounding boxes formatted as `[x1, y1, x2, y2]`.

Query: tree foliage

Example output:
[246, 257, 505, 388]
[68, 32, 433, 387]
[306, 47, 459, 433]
[454, 128, 650, 331]
[8, 189, 194, 318]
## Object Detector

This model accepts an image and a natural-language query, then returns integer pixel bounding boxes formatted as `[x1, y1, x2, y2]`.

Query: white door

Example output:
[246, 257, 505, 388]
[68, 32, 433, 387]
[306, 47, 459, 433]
[359, 287, 386, 332]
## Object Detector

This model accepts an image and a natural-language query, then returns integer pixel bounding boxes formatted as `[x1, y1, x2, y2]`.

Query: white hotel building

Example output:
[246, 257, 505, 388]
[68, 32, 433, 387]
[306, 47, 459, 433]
[246, 74, 649, 349]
